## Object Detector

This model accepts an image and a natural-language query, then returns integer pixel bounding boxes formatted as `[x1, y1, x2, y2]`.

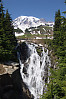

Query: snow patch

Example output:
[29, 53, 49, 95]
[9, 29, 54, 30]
[15, 32, 24, 36]
[13, 16, 54, 32]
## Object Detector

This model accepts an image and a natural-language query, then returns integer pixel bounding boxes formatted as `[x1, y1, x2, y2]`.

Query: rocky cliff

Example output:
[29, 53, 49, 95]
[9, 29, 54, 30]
[0, 63, 34, 99]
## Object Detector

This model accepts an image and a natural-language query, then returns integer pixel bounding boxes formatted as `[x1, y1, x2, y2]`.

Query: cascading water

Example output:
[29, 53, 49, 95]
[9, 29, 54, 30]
[19, 42, 51, 99]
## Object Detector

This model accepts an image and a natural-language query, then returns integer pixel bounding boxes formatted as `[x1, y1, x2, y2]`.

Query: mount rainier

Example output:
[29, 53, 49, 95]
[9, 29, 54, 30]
[13, 16, 54, 32]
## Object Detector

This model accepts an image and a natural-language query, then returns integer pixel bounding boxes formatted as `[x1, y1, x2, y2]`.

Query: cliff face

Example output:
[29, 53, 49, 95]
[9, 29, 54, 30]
[18, 42, 31, 63]
[0, 63, 34, 99]
[12, 69, 34, 99]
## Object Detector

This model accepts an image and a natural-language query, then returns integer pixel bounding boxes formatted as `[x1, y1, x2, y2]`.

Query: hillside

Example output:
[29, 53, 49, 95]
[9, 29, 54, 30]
[13, 16, 54, 39]
[13, 16, 54, 32]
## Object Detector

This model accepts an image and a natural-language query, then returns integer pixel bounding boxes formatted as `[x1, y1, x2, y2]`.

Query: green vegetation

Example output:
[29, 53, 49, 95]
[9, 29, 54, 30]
[16, 34, 53, 39]
[41, 1, 66, 99]
[16, 25, 53, 39]
[29, 25, 53, 34]
[36, 47, 43, 56]
[0, 1, 17, 62]
[14, 28, 23, 33]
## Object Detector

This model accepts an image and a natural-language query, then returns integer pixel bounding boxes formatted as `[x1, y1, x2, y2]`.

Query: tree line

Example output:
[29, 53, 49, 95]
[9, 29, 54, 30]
[0, 1, 17, 62]
[41, 1, 66, 99]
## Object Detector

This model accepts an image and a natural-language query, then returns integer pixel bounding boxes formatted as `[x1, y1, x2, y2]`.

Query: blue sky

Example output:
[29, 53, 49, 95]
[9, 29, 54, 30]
[3, 0, 66, 22]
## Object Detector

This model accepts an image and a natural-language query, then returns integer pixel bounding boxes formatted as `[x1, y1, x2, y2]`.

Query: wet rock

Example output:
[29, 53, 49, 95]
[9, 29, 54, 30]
[0, 68, 34, 99]
[19, 42, 30, 63]
[12, 69, 34, 99]
[23, 67, 27, 74]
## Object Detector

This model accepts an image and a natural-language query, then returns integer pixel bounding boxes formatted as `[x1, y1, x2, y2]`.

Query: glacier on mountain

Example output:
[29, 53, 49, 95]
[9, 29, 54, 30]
[13, 16, 54, 32]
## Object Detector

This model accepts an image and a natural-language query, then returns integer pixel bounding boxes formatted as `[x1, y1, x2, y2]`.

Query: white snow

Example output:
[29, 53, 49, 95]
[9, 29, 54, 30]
[37, 31, 41, 34]
[15, 32, 24, 36]
[13, 16, 54, 32]
[43, 28, 46, 32]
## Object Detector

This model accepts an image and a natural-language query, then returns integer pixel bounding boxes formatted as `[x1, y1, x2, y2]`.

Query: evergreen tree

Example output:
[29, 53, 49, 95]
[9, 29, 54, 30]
[53, 10, 61, 47]
[0, 1, 5, 61]
[4, 9, 17, 49]
[41, 1, 66, 99]
[0, 1, 17, 61]
[54, 9, 61, 31]
[0, 2, 5, 33]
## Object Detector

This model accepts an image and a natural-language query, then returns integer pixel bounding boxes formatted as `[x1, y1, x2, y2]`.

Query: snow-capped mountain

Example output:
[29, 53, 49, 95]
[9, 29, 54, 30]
[13, 16, 54, 32]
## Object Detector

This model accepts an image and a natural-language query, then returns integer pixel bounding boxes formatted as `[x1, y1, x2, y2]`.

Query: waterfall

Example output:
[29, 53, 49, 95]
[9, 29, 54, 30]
[19, 42, 51, 99]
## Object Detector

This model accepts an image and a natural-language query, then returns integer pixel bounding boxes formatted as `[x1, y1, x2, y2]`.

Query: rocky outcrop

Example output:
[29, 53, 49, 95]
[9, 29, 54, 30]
[12, 69, 34, 99]
[17, 42, 31, 63]
[0, 63, 34, 99]
[0, 73, 14, 99]
[0, 64, 6, 74]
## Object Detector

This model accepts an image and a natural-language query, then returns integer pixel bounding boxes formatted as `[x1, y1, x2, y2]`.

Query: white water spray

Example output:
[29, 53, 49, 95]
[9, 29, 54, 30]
[19, 42, 51, 99]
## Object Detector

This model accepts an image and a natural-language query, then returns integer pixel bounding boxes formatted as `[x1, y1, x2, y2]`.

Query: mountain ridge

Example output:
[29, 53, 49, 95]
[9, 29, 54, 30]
[13, 16, 54, 32]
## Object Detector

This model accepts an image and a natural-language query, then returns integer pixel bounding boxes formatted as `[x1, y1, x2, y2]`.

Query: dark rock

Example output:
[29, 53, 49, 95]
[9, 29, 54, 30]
[0, 73, 14, 99]
[23, 67, 27, 74]
[0, 69, 34, 99]
[18, 42, 30, 63]
[12, 69, 34, 99]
